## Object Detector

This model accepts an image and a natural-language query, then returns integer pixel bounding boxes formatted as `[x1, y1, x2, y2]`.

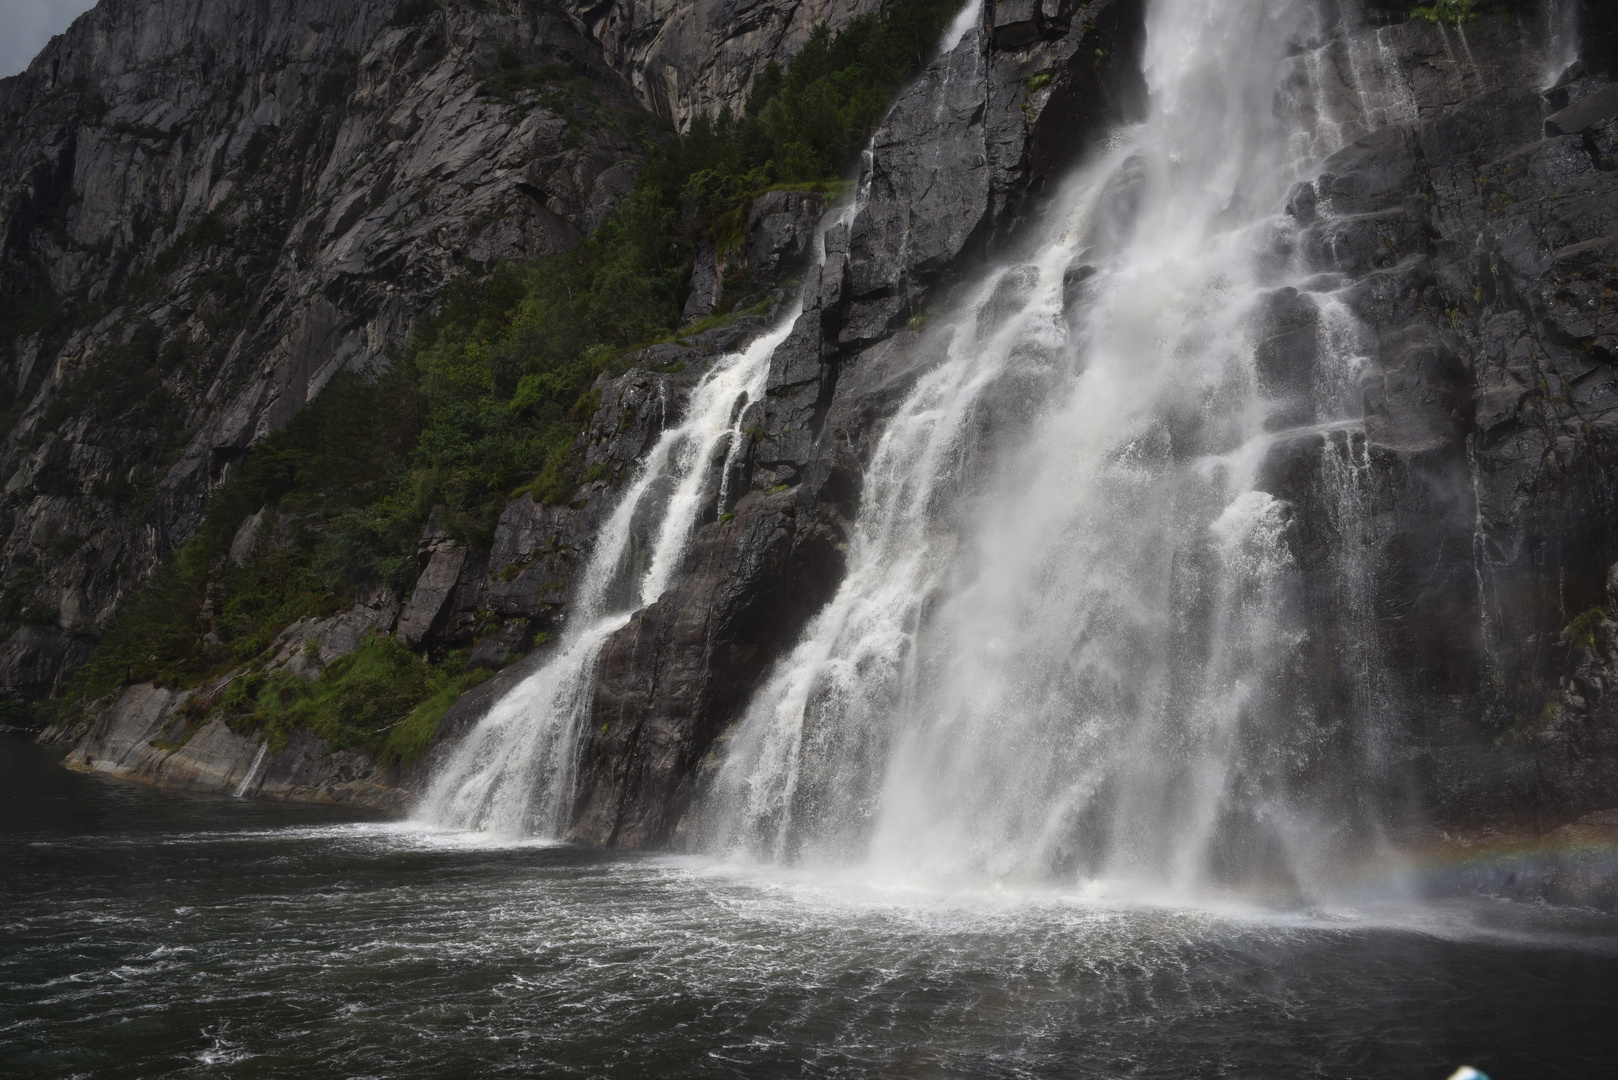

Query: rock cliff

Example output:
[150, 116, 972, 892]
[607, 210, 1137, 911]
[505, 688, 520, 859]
[0, 0, 875, 704]
[0, 0, 665, 698]
[21, 0, 1618, 857]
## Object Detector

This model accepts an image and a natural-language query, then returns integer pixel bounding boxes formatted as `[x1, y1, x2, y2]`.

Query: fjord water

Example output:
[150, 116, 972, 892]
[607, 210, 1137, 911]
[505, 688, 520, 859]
[6, 735, 1618, 1078]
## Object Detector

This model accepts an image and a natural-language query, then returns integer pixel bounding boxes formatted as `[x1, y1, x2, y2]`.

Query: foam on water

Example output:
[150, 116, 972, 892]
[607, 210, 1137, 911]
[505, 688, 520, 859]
[5, 731, 1617, 1077]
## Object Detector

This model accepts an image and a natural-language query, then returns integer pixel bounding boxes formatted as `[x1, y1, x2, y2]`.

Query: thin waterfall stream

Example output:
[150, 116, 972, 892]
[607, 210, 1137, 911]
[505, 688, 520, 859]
[415, 201, 861, 836]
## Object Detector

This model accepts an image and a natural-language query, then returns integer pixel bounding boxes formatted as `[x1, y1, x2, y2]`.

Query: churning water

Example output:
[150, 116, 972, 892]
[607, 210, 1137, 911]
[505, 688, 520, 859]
[6, 735, 1618, 1078]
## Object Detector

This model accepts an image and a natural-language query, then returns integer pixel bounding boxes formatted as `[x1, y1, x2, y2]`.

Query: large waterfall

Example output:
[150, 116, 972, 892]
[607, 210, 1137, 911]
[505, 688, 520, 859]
[699, 0, 1398, 897]
[421, 0, 1468, 894]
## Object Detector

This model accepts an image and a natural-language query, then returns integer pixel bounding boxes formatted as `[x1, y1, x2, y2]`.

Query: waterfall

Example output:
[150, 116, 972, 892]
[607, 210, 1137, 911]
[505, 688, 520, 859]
[415, 210, 854, 837]
[701, 0, 1396, 897]
[233, 741, 267, 798]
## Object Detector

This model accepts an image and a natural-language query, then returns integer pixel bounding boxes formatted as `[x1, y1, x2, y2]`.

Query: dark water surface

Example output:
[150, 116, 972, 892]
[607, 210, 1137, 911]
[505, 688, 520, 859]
[3, 734, 1617, 1079]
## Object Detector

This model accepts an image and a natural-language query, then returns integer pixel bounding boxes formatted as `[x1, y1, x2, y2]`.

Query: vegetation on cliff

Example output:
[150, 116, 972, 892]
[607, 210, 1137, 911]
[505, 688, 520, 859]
[40, 0, 964, 760]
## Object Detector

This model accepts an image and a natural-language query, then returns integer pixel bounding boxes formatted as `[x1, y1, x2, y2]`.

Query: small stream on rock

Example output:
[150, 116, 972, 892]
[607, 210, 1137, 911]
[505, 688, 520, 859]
[6, 734, 1618, 1078]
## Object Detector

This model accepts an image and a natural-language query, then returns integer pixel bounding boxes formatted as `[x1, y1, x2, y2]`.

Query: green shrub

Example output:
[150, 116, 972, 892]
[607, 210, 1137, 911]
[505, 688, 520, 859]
[1568, 607, 1607, 651]
[1410, 0, 1476, 23]
[210, 635, 487, 762]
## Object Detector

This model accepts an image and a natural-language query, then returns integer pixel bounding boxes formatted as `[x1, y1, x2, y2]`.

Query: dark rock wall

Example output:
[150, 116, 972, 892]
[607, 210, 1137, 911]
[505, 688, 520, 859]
[0, 0, 667, 696]
[1274, 11, 1618, 829]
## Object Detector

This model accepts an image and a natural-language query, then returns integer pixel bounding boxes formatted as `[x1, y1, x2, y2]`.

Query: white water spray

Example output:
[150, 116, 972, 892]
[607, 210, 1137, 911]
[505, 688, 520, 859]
[701, 0, 1398, 898]
[233, 742, 267, 798]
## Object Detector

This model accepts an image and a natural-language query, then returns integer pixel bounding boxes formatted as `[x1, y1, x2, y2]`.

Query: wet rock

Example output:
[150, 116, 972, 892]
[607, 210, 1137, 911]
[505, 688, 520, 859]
[745, 190, 826, 283]
[1545, 82, 1618, 136]
[683, 237, 722, 320]
[397, 545, 468, 648]
[573, 485, 844, 846]
[63, 683, 407, 810]
[468, 619, 533, 670]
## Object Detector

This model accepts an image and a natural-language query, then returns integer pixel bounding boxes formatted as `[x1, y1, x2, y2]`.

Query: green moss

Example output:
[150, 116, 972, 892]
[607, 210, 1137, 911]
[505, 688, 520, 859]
[1410, 0, 1477, 24]
[384, 664, 491, 763]
[1568, 607, 1607, 651]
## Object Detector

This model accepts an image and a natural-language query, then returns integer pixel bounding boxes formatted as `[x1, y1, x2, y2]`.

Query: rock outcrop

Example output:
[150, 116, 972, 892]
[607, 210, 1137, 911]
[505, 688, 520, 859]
[59, 682, 409, 808]
[556, 0, 886, 129]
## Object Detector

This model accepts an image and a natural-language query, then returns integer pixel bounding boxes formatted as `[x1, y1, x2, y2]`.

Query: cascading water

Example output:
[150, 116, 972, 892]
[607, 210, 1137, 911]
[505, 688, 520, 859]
[415, 265, 830, 835]
[702, 0, 1400, 898]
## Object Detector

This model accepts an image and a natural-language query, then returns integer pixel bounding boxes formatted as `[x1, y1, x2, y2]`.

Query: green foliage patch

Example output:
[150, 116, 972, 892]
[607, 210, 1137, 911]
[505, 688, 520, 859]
[208, 635, 487, 763]
[1410, 0, 1477, 24]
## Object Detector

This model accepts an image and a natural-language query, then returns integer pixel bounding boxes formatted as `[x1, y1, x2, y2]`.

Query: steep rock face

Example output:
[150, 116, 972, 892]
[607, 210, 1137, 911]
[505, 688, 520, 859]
[1271, 13, 1618, 828]
[0, 0, 664, 695]
[557, 0, 886, 129]
[560, 2, 1618, 848]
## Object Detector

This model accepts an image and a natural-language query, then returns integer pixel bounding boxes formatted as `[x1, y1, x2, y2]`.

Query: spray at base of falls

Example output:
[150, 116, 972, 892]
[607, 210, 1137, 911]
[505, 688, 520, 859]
[414, 203, 858, 838]
[698, 0, 1410, 900]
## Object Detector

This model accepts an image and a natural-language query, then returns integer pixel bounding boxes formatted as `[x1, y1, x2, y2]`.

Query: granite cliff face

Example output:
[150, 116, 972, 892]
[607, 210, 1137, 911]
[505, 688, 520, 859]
[0, 0, 664, 698]
[23, 0, 1618, 860]
[555, 0, 887, 128]
[0, 0, 877, 703]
